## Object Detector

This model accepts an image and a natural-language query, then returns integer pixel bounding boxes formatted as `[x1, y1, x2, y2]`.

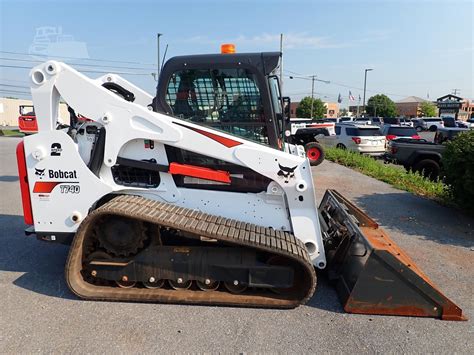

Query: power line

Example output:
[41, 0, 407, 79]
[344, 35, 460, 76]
[0, 89, 31, 94]
[0, 78, 30, 84]
[0, 56, 155, 71]
[285, 67, 412, 98]
[0, 83, 29, 89]
[0, 50, 156, 67]
[0, 64, 152, 76]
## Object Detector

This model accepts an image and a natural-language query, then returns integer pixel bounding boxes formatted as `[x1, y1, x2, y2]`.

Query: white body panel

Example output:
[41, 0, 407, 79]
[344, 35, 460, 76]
[25, 61, 326, 268]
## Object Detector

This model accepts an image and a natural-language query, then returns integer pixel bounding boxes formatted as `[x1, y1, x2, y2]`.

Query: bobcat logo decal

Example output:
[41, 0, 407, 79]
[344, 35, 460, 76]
[277, 164, 297, 183]
[35, 168, 45, 179]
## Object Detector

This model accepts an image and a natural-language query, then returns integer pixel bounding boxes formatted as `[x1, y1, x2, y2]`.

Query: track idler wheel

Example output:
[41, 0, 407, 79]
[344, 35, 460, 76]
[143, 278, 165, 289]
[116, 278, 136, 288]
[224, 281, 247, 294]
[196, 279, 220, 291]
[169, 278, 192, 290]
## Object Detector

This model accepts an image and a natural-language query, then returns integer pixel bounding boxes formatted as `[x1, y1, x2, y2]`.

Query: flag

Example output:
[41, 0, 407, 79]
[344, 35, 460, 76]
[337, 93, 342, 103]
[349, 91, 355, 101]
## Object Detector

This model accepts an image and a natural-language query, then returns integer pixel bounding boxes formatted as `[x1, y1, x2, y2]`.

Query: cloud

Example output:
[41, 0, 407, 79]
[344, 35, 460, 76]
[179, 31, 390, 50]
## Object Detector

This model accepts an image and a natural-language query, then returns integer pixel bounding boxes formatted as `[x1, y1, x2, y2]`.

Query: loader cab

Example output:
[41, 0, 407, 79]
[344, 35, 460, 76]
[154, 52, 284, 149]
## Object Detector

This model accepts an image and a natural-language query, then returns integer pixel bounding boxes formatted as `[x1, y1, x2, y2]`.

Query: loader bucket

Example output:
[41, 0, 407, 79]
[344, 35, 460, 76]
[319, 190, 466, 321]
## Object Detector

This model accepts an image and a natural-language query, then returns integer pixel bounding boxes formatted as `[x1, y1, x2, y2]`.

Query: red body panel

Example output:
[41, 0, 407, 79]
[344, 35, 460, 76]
[16, 141, 34, 225]
[169, 162, 231, 183]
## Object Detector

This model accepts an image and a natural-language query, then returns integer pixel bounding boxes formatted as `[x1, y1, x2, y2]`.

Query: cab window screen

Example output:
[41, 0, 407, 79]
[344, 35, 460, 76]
[166, 68, 268, 144]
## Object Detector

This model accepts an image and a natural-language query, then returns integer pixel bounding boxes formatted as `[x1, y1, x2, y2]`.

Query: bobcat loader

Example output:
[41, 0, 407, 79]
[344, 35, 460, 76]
[16, 46, 464, 320]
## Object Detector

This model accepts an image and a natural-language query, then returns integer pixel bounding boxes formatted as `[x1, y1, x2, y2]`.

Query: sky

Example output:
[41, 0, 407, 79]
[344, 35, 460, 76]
[0, 0, 473, 107]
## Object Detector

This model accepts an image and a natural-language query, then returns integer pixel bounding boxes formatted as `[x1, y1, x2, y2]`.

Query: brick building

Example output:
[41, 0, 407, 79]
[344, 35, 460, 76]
[459, 99, 474, 120]
[395, 96, 431, 118]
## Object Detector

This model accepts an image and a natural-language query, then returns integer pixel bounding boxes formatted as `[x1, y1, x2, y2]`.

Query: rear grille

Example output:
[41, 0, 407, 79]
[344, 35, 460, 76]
[111, 164, 161, 188]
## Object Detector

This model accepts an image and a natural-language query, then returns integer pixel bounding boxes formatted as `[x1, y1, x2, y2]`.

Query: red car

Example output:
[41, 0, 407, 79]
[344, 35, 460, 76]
[18, 105, 38, 134]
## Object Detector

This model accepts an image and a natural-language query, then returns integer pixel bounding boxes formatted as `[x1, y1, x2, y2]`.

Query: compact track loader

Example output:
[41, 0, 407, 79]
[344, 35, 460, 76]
[16, 46, 464, 320]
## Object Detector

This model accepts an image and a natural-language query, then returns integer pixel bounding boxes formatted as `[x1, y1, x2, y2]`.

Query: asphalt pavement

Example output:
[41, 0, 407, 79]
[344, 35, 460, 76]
[0, 136, 473, 353]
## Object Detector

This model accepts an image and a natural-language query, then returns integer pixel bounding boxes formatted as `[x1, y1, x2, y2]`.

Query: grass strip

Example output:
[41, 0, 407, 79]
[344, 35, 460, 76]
[323, 147, 452, 203]
[0, 129, 24, 137]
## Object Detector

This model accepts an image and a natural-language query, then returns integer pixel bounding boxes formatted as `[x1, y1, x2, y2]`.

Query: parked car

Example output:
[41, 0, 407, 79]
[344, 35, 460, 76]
[381, 117, 399, 125]
[442, 117, 457, 128]
[411, 118, 428, 132]
[421, 117, 444, 131]
[339, 116, 353, 122]
[456, 120, 469, 128]
[399, 117, 414, 127]
[465, 118, 474, 128]
[354, 117, 373, 125]
[385, 138, 445, 180]
[316, 123, 386, 156]
[370, 117, 383, 126]
[380, 124, 421, 141]
[434, 127, 470, 144]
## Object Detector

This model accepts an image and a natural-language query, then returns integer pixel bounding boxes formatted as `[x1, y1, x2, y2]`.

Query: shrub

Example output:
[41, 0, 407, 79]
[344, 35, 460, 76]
[442, 130, 474, 213]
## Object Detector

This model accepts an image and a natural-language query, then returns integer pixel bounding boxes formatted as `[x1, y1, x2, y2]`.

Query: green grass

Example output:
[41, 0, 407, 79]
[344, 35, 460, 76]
[324, 147, 452, 203]
[0, 129, 24, 137]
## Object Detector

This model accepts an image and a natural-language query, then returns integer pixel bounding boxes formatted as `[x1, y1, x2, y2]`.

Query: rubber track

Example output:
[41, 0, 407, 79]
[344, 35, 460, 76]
[65, 195, 317, 308]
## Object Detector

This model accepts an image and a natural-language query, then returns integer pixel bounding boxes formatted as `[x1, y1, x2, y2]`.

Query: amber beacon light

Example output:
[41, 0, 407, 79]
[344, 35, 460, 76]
[221, 43, 236, 54]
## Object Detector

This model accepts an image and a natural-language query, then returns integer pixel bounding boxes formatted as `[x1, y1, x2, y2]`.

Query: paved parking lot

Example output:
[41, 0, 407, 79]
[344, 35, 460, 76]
[0, 136, 473, 353]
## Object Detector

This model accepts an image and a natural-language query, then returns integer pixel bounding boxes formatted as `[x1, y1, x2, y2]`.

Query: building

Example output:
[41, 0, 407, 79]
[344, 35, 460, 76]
[436, 94, 463, 120]
[289, 102, 299, 118]
[0, 97, 69, 127]
[348, 105, 359, 116]
[459, 99, 474, 121]
[395, 96, 431, 118]
[289, 100, 339, 118]
[324, 102, 339, 118]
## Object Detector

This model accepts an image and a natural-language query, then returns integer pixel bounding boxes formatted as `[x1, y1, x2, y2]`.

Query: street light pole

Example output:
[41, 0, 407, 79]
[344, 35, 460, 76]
[310, 75, 315, 119]
[157, 33, 163, 82]
[280, 33, 284, 91]
[362, 68, 373, 115]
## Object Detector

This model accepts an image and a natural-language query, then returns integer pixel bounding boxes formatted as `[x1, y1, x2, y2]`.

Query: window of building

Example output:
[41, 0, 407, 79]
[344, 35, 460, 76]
[165, 68, 268, 144]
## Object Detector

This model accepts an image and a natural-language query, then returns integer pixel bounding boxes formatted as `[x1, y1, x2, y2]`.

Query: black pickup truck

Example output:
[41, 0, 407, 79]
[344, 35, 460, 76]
[385, 127, 470, 179]
[385, 138, 445, 179]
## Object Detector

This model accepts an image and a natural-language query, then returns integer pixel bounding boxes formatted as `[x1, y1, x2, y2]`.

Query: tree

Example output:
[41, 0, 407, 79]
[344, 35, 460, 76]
[339, 108, 348, 116]
[419, 101, 437, 117]
[296, 97, 326, 119]
[366, 94, 397, 117]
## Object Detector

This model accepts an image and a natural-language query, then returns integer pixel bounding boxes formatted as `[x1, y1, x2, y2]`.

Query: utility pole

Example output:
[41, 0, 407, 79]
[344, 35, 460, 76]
[288, 75, 329, 119]
[362, 68, 373, 115]
[157, 33, 163, 83]
[310, 75, 315, 119]
[279, 33, 283, 91]
[452, 89, 461, 96]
